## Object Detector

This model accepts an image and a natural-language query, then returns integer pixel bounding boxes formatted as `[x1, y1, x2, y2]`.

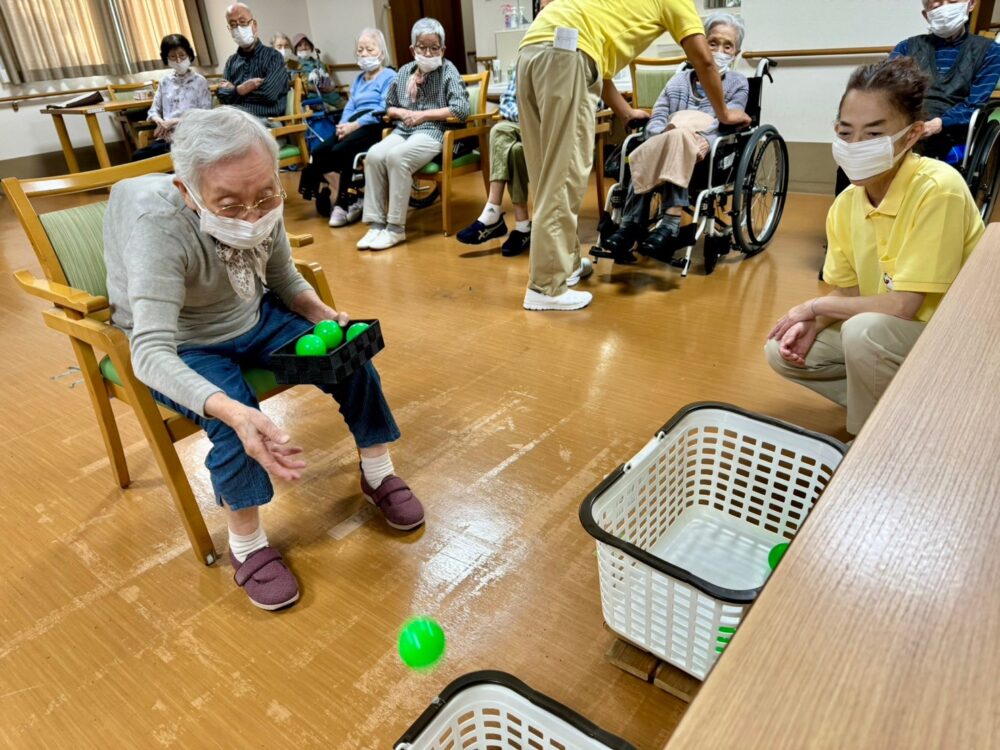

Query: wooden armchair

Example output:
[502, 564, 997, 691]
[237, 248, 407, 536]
[270, 75, 313, 169]
[2, 156, 329, 566]
[107, 80, 158, 157]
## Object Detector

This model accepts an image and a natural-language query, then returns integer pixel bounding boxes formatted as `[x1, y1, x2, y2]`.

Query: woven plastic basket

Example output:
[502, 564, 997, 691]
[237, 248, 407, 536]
[394, 671, 635, 750]
[580, 403, 846, 680]
[267, 319, 384, 386]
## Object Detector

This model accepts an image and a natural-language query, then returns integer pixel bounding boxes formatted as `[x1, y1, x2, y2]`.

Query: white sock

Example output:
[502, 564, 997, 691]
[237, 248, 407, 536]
[229, 524, 269, 563]
[515, 219, 531, 233]
[477, 203, 502, 225]
[361, 451, 395, 489]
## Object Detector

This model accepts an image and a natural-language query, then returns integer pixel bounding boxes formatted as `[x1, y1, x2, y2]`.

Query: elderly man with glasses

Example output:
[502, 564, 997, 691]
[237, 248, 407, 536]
[103, 107, 424, 612]
[216, 2, 289, 118]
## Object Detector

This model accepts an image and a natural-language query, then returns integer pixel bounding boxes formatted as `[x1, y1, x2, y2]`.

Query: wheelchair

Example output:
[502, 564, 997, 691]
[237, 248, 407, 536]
[591, 58, 789, 277]
[952, 99, 1000, 222]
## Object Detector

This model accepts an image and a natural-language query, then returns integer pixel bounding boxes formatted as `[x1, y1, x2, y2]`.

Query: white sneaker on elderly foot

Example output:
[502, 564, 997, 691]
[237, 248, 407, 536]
[523, 288, 592, 311]
[329, 206, 348, 227]
[346, 200, 363, 224]
[566, 258, 594, 287]
[369, 229, 406, 251]
[357, 228, 382, 249]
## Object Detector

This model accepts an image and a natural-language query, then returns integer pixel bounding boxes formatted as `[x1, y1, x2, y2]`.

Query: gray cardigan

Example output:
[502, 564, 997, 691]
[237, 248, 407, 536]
[647, 70, 750, 144]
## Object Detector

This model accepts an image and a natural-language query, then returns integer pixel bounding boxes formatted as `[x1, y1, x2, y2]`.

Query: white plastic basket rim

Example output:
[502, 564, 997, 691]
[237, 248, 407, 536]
[579, 402, 847, 604]
[393, 670, 636, 750]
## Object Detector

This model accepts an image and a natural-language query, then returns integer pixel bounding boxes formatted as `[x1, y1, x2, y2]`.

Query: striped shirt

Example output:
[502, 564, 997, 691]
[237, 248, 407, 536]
[385, 60, 470, 142]
[646, 70, 749, 145]
[218, 42, 290, 118]
[891, 33, 1000, 128]
[500, 72, 519, 122]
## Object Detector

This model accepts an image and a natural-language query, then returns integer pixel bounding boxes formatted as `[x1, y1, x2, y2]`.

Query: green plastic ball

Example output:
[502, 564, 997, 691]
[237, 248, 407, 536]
[313, 320, 344, 349]
[398, 617, 446, 670]
[295, 334, 327, 357]
[768, 542, 789, 571]
[346, 322, 370, 342]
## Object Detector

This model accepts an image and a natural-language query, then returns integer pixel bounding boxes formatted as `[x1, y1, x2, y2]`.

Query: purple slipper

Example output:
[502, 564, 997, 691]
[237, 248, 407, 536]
[230, 547, 300, 610]
[361, 472, 425, 531]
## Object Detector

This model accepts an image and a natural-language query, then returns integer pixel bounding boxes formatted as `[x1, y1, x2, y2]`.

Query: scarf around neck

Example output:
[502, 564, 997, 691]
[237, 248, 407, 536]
[214, 237, 271, 301]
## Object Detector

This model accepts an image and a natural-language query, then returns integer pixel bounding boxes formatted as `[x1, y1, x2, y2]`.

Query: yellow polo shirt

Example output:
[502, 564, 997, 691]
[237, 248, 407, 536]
[823, 153, 984, 323]
[519, 0, 705, 80]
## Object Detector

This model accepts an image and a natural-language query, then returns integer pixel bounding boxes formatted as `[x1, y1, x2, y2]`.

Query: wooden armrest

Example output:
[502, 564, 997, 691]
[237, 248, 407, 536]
[458, 113, 497, 123]
[293, 258, 335, 307]
[269, 108, 314, 124]
[14, 269, 109, 314]
[596, 108, 614, 121]
[287, 233, 313, 248]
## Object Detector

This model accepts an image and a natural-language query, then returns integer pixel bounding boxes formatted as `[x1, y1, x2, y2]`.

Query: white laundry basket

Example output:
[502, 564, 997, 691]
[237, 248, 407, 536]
[394, 671, 635, 750]
[580, 403, 846, 680]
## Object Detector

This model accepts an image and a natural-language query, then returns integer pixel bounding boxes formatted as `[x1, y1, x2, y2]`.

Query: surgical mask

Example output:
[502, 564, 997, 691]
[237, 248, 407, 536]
[832, 125, 913, 182]
[297, 50, 315, 61]
[278, 47, 293, 61]
[927, 2, 970, 38]
[169, 58, 191, 75]
[713, 51, 734, 73]
[231, 24, 255, 48]
[415, 54, 442, 73]
[186, 186, 283, 250]
[358, 55, 382, 72]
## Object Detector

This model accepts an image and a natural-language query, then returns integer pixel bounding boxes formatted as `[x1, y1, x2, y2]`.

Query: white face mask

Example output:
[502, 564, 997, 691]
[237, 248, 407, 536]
[278, 47, 292, 61]
[713, 51, 734, 73]
[169, 58, 191, 75]
[358, 55, 382, 72]
[832, 125, 913, 182]
[297, 50, 316, 61]
[415, 54, 442, 73]
[186, 185, 284, 249]
[927, 2, 970, 38]
[231, 24, 255, 48]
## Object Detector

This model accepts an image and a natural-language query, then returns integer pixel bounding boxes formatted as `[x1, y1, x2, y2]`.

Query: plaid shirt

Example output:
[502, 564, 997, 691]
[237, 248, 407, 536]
[217, 42, 289, 118]
[499, 72, 519, 123]
[386, 60, 470, 142]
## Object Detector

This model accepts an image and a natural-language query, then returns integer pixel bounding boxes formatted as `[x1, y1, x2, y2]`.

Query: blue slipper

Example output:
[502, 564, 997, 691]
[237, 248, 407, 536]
[457, 216, 508, 245]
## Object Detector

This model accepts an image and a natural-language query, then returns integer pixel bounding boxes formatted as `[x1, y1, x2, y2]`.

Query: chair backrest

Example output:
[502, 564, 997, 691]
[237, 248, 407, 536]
[286, 75, 302, 117]
[629, 57, 683, 111]
[108, 80, 156, 103]
[1, 154, 175, 297]
[461, 70, 491, 116]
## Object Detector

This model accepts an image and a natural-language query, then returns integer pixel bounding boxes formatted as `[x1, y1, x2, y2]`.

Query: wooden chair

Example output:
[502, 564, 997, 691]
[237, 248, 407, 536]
[408, 69, 493, 235]
[2, 156, 331, 566]
[270, 75, 312, 169]
[107, 81, 158, 157]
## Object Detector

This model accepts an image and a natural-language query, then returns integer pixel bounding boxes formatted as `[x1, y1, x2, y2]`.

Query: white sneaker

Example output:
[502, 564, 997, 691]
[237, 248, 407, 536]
[329, 206, 348, 227]
[356, 228, 382, 249]
[566, 257, 594, 287]
[523, 288, 593, 311]
[346, 200, 363, 224]
[369, 229, 406, 251]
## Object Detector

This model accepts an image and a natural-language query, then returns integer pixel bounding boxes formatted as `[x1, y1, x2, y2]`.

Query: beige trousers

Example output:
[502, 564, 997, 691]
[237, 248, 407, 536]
[765, 312, 926, 435]
[362, 132, 441, 228]
[517, 44, 601, 296]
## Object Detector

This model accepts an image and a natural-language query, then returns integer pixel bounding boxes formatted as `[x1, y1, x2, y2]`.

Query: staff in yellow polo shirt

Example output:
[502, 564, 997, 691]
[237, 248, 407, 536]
[766, 57, 983, 435]
[517, 0, 752, 312]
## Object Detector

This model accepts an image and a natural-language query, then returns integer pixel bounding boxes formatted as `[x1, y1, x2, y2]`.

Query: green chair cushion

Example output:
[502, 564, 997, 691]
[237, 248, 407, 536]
[279, 144, 302, 160]
[635, 68, 677, 111]
[38, 201, 109, 298]
[99, 356, 280, 400]
[418, 150, 481, 175]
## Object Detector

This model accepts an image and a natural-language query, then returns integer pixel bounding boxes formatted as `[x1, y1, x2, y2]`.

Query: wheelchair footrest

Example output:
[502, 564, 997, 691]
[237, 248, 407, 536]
[637, 224, 697, 265]
[590, 244, 638, 265]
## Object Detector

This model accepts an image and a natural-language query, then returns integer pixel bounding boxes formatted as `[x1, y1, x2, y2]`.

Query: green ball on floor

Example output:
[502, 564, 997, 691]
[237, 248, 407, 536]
[398, 617, 446, 670]
[295, 334, 327, 357]
[346, 322, 370, 342]
[313, 320, 344, 349]
[768, 542, 789, 571]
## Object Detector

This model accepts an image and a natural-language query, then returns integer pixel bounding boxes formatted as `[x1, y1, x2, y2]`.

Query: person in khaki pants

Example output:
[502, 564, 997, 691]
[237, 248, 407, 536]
[767, 58, 983, 435]
[516, 0, 751, 311]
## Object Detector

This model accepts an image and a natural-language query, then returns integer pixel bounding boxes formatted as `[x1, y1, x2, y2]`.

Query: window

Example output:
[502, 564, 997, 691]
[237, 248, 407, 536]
[0, 0, 215, 84]
[704, 0, 742, 8]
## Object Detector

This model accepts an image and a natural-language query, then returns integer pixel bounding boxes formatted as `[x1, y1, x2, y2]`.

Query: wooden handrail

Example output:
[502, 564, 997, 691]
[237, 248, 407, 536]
[743, 46, 893, 59]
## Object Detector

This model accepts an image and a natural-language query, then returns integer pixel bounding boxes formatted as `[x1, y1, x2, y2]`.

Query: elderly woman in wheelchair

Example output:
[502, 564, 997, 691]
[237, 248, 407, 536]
[597, 12, 750, 266]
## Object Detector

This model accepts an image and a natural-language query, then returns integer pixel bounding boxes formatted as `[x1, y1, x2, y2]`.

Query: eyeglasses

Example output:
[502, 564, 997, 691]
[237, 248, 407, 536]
[227, 18, 254, 29]
[414, 44, 442, 55]
[216, 188, 286, 219]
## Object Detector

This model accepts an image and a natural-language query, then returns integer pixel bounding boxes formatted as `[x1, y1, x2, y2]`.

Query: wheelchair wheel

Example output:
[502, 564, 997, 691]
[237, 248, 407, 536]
[409, 178, 441, 209]
[965, 118, 1000, 223]
[732, 125, 789, 257]
[315, 185, 332, 218]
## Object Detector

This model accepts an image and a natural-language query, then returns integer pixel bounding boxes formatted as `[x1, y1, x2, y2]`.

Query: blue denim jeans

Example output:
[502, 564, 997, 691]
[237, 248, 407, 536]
[151, 295, 401, 510]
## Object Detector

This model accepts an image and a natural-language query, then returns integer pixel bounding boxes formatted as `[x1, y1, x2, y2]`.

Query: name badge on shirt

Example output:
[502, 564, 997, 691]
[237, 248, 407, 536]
[553, 27, 579, 52]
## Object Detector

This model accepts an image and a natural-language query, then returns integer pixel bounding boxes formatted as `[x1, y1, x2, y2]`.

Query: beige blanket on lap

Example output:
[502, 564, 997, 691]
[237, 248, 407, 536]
[629, 110, 715, 195]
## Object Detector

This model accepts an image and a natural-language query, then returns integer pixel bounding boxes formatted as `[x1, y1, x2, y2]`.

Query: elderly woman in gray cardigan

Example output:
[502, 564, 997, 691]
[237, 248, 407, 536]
[357, 17, 470, 251]
[603, 12, 750, 262]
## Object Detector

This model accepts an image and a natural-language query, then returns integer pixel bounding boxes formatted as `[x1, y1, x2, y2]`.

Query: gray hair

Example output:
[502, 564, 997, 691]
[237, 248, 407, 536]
[357, 27, 389, 64]
[171, 107, 278, 191]
[705, 11, 746, 50]
[226, 2, 251, 18]
[271, 32, 291, 47]
[411, 17, 445, 46]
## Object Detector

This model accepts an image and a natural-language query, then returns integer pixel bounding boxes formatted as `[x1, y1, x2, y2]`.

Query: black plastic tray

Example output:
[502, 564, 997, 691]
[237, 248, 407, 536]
[268, 319, 384, 385]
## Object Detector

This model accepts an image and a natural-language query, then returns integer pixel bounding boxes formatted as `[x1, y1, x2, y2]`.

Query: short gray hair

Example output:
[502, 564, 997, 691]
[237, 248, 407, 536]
[171, 107, 278, 191]
[357, 27, 389, 64]
[271, 32, 291, 47]
[705, 12, 746, 50]
[411, 17, 445, 46]
[226, 2, 251, 18]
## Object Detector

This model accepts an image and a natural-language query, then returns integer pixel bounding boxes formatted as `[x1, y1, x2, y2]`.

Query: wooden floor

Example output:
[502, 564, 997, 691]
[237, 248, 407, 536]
[0, 170, 844, 749]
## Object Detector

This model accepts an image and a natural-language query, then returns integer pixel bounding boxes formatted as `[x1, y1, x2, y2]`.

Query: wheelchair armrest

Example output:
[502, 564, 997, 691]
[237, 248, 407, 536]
[626, 117, 649, 132]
